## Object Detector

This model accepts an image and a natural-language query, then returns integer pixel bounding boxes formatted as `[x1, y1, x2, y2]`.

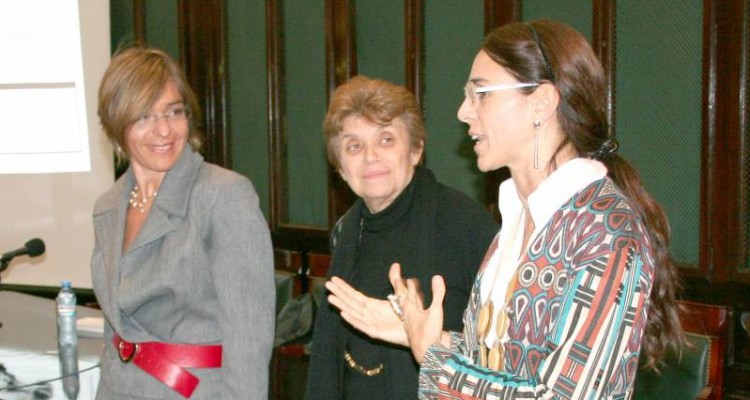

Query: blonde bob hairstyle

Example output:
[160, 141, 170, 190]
[323, 75, 426, 169]
[97, 46, 202, 164]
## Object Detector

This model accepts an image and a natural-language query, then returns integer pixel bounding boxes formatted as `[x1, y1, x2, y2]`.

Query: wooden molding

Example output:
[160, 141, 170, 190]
[324, 0, 356, 95]
[592, 0, 616, 137]
[266, 0, 288, 229]
[404, 0, 424, 108]
[483, 0, 521, 32]
[265, 0, 350, 247]
[178, 0, 230, 168]
[700, 0, 747, 283]
[325, 0, 358, 227]
[133, 0, 146, 46]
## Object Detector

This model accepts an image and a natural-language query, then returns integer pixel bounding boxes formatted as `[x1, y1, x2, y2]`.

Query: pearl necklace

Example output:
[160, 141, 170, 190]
[129, 184, 157, 213]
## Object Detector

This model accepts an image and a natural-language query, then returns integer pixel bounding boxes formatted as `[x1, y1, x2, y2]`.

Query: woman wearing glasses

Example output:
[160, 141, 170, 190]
[325, 19, 683, 399]
[92, 47, 274, 399]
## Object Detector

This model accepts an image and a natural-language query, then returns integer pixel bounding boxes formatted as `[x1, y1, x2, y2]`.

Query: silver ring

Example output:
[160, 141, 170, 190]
[387, 294, 405, 321]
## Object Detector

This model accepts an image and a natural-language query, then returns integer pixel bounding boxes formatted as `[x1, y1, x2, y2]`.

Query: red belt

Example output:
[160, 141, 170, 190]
[113, 333, 222, 398]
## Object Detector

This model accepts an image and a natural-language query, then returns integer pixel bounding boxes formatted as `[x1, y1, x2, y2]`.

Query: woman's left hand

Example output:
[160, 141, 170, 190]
[326, 277, 410, 347]
[388, 263, 446, 364]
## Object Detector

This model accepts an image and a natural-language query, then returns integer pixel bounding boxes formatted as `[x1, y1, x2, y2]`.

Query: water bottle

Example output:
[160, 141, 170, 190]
[56, 280, 79, 399]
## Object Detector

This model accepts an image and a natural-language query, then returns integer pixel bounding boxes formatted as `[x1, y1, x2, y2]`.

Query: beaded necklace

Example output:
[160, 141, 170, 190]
[129, 184, 157, 213]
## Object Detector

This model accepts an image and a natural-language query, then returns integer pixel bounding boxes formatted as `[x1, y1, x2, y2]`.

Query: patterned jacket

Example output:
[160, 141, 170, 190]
[420, 177, 654, 399]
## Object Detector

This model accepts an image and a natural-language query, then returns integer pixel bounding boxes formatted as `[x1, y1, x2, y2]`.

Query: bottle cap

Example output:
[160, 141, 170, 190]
[61, 280, 71, 288]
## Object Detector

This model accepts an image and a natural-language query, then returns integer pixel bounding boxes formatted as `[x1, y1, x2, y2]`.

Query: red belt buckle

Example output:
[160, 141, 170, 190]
[112, 333, 221, 398]
[117, 338, 139, 363]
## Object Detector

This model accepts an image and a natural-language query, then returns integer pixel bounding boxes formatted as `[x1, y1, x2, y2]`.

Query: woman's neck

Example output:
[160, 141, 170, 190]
[510, 145, 577, 202]
[132, 168, 165, 198]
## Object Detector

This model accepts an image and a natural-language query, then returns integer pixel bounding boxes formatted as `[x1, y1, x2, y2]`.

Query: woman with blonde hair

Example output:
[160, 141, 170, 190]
[93, 47, 274, 399]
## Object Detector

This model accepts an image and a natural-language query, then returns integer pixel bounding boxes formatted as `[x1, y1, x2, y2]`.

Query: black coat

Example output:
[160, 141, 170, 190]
[305, 167, 498, 400]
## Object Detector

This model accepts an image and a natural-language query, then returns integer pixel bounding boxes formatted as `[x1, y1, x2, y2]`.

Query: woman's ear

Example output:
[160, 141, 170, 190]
[531, 83, 560, 123]
[411, 139, 425, 166]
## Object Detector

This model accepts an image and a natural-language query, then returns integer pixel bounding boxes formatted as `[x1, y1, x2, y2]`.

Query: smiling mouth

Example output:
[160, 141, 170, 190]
[470, 134, 485, 143]
[363, 171, 388, 179]
[150, 143, 173, 153]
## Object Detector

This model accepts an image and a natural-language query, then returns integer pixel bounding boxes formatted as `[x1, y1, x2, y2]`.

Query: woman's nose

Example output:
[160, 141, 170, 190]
[364, 144, 380, 162]
[457, 97, 474, 123]
[153, 115, 171, 137]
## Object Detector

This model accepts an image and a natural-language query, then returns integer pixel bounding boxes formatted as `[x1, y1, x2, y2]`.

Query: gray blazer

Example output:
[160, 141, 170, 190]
[91, 147, 275, 399]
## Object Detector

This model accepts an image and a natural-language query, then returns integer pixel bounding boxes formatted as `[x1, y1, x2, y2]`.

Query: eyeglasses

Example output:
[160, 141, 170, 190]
[463, 81, 540, 105]
[132, 106, 191, 131]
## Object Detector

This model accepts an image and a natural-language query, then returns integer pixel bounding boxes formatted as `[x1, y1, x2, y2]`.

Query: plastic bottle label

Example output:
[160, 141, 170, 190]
[57, 304, 76, 316]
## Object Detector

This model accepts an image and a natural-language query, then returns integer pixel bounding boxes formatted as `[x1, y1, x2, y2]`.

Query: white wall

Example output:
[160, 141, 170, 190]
[0, 0, 113, 289]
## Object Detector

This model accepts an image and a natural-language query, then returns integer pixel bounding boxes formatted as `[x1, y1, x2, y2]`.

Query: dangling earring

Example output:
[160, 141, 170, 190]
[533, 120, 541, 170]
[114, 143, 124, 159]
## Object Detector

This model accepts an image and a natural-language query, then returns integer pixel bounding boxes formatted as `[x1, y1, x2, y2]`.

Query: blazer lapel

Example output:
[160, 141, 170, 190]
[92, 174, 128, 329]
[123, 208, 177, 254]
[122, 147, 201, 255]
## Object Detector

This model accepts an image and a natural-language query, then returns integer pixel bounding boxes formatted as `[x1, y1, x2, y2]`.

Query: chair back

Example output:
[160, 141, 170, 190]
[632, 301, 729, 400]
[633, 332, 711, 399]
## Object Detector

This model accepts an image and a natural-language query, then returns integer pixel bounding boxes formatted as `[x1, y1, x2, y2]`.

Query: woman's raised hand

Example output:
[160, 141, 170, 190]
[326, 276, 410, 347]
[388, 263, 447, 363]
[326, 263, 449, 363]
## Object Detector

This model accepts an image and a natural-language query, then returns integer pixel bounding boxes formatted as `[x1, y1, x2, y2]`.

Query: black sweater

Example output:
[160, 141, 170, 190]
[306, 167, 498, 400]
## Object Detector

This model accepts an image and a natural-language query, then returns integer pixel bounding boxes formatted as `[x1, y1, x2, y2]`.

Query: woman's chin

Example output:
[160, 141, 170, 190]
[476, 159, 502, 173]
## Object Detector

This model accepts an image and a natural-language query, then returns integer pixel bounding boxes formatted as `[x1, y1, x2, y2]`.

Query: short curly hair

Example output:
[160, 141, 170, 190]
[323, 75, 426, 169]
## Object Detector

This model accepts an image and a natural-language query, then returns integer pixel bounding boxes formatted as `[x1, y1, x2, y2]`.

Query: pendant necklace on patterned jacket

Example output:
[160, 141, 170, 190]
[476, 210, 531, 371]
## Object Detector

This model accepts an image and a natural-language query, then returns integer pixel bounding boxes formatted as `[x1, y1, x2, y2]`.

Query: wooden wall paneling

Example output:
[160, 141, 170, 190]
[692, 2, 750, 394]
[325, 0, 358, 228]
[265, 0, 333, 254]
[734, 0, 750, 284]
[133, 0, 146, 46]
[741, 0, 750, 282]
[483, 0, 521, 32]
[482, 0, 521, 222]
[699, 0, 719, 282]
[267, 0, 288, 229]
[324, 0, 356, 95]
[178, 0, 230, 168]
[592, 0, 616, 138]
[404, 0, 424, 107]
[700, 0, 745, 283]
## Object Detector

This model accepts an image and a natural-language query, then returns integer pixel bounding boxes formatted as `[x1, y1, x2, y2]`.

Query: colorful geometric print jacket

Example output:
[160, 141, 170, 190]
[419, 177, 655, 399]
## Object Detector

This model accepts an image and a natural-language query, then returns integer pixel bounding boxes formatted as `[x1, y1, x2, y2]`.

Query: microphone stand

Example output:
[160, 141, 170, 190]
[0, 259, 7, 328]
[0, 259, 9, 275]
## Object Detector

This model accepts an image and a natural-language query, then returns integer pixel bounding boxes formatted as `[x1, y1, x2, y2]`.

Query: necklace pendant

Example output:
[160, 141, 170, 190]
[487, 343, 504, 371]
[479, 343, 488, 368]
[477, 301, 493, 338]
[477, 301, 493, 368]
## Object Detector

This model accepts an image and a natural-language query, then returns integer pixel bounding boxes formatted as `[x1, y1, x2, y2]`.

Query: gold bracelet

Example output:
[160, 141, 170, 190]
[344, 351, 384, 376]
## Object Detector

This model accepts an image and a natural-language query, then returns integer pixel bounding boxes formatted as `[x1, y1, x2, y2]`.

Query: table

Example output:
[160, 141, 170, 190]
[0, 290, 103, 399]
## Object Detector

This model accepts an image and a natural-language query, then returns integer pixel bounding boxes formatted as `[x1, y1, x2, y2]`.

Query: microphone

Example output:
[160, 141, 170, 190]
[1, 238, 46, 264]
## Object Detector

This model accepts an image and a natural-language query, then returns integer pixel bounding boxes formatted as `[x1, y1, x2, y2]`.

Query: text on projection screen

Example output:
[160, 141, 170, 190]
[0, 0, 90, 174]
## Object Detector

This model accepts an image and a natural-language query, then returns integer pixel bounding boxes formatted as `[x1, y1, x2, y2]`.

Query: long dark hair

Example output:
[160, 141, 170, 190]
[482, 19, 683, 370]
